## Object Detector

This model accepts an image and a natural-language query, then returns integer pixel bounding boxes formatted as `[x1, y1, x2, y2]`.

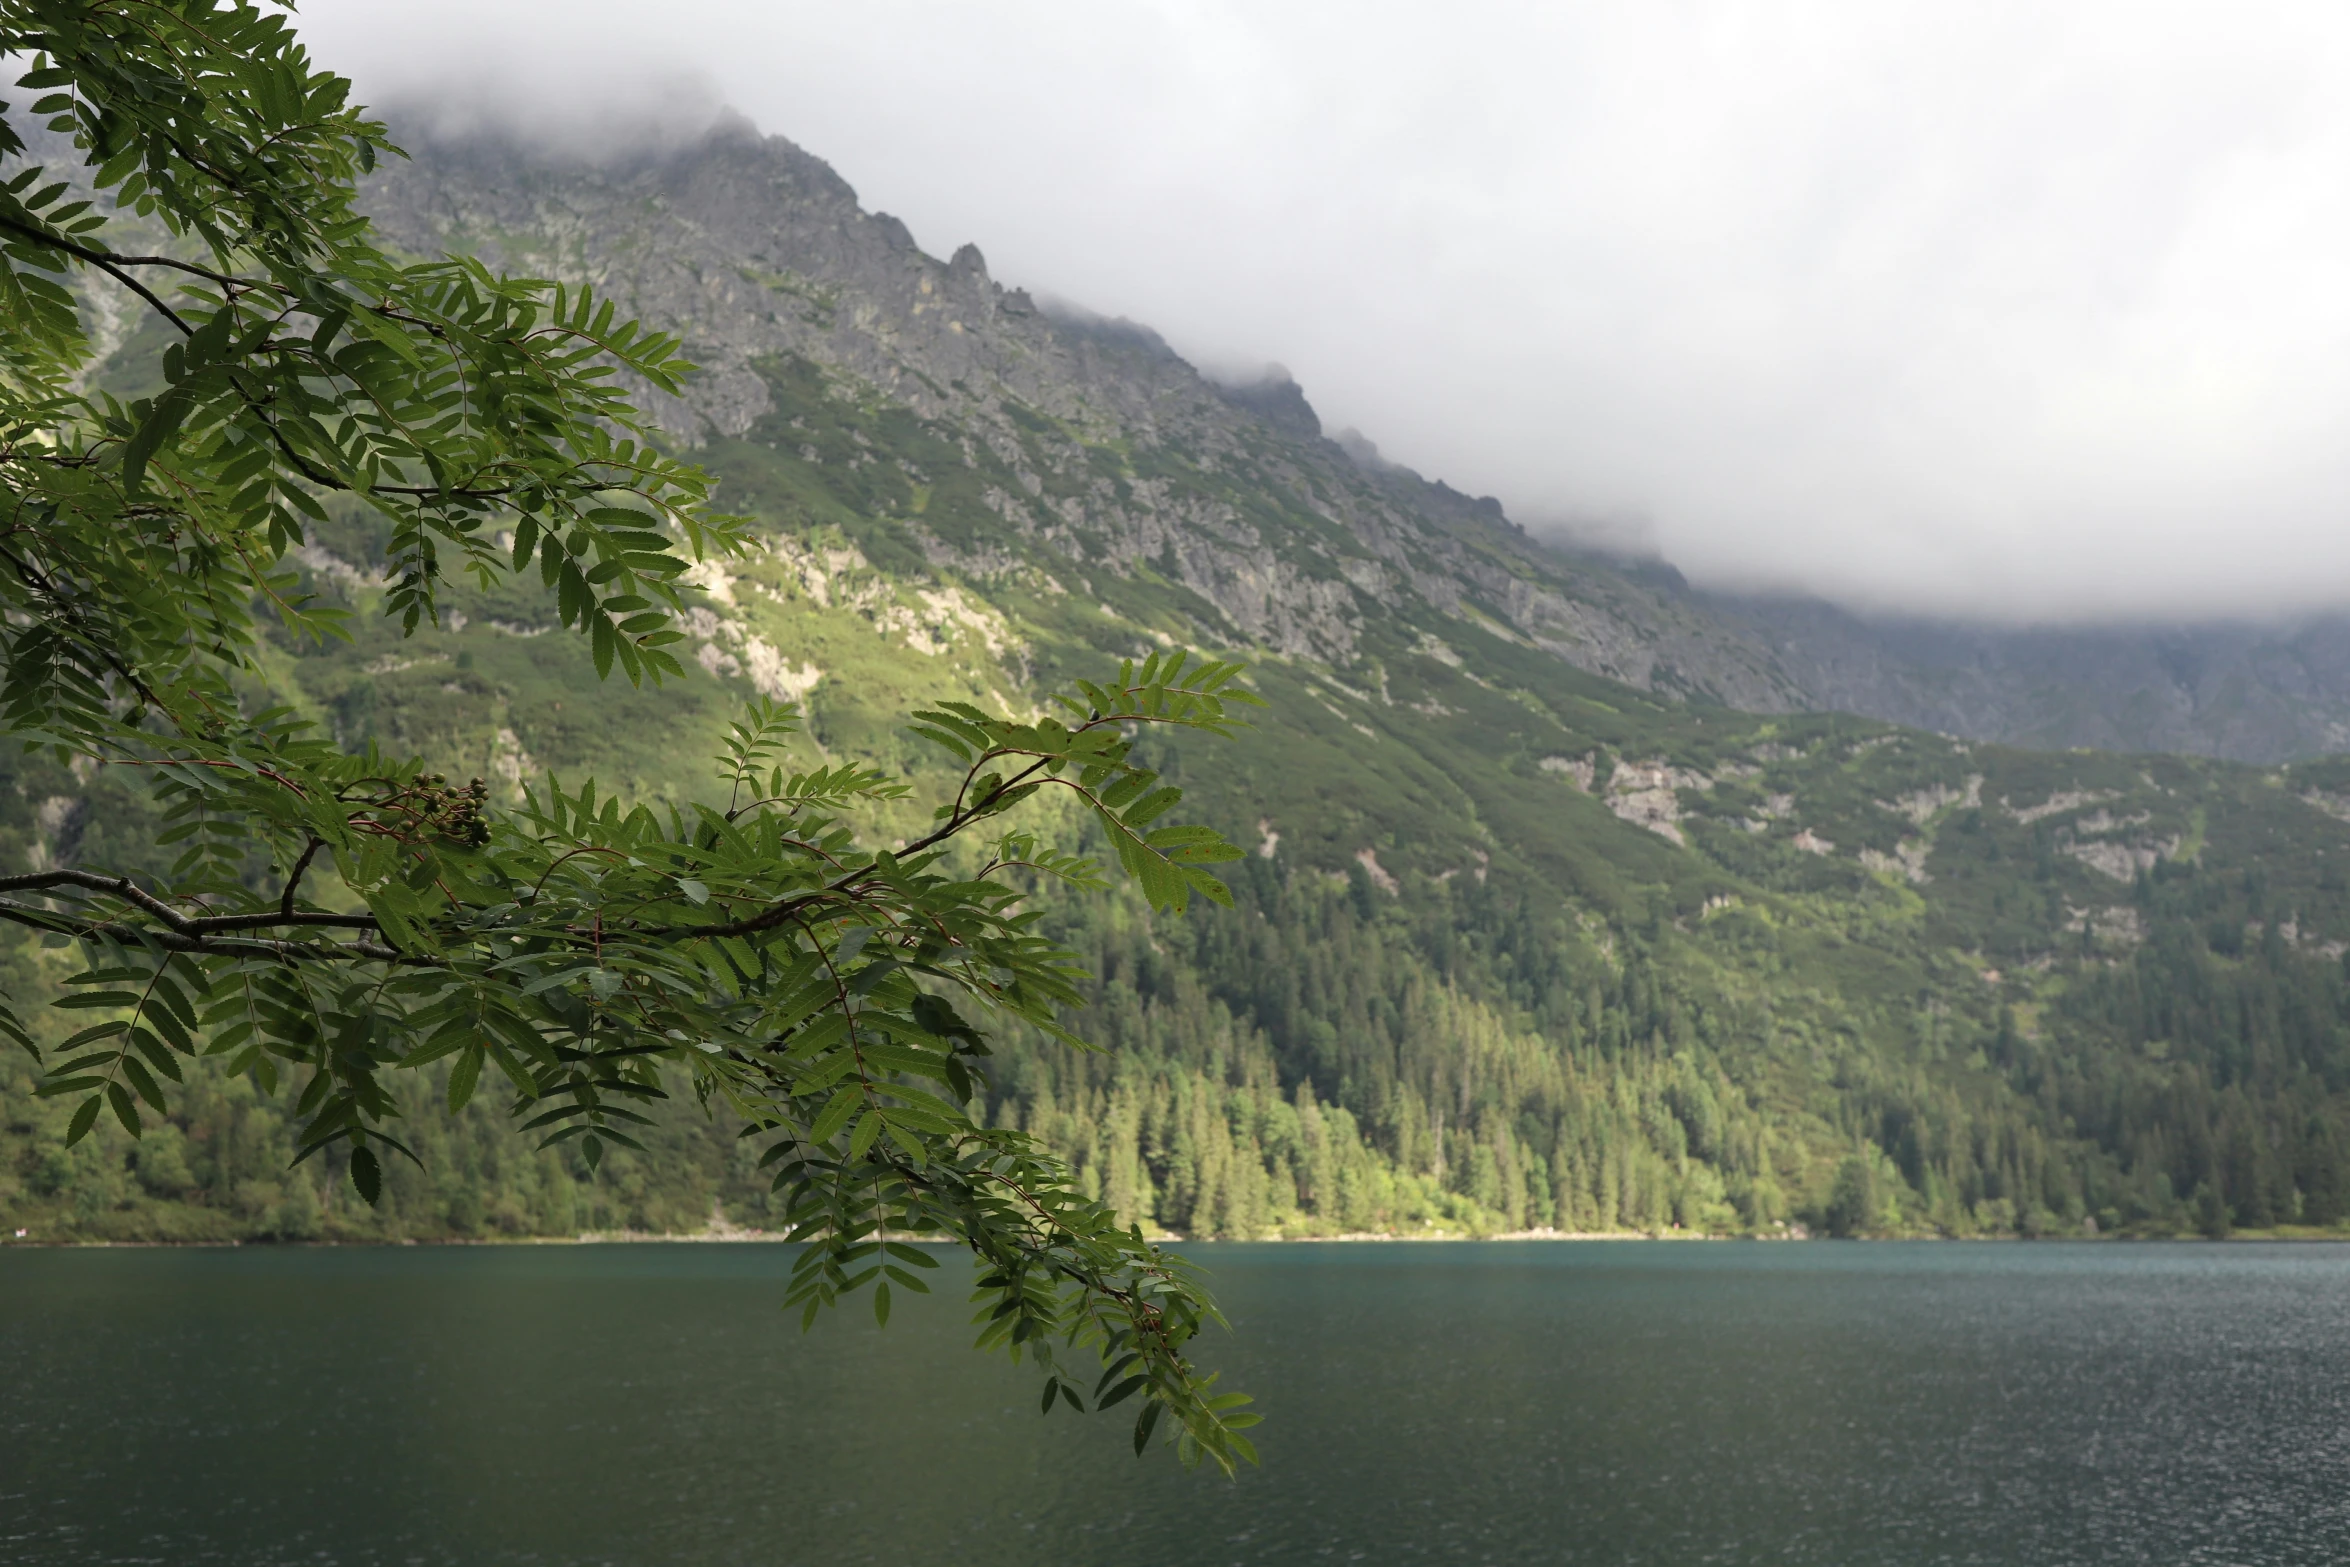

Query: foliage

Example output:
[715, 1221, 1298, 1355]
[0, 1, 1261, 1471]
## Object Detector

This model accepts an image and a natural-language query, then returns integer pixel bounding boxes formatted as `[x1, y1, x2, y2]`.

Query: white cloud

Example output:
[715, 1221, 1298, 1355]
[301, 0, 2350, 621]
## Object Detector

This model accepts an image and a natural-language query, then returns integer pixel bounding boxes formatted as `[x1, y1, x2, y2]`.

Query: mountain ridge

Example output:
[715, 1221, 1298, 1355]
[359, 113, 1814, 705]
[365, 106, 2350, 764]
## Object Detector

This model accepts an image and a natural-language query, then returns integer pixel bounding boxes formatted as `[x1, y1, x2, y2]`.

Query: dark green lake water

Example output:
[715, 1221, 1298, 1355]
[5, 1241, 2350, 1564]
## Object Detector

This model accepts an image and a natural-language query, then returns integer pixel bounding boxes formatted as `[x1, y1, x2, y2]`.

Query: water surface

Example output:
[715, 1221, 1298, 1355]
[4, 1240, 2348, 1564]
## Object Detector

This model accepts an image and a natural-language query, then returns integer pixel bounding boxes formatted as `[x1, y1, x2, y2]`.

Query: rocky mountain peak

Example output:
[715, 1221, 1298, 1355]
[1210, 366, 1323, 439]
[354, 110, 2350, 761]
[356, 111, 1823, 702]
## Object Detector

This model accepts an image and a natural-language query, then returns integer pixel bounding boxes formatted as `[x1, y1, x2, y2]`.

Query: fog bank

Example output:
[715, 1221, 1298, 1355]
[304, 1, 2350, 623]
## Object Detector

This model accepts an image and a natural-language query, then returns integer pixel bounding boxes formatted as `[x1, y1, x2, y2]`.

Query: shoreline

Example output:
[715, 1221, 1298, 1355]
[9, 1225, 2350, 1248]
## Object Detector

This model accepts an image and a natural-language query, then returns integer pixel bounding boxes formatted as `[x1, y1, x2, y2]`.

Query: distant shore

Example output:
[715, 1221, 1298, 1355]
[13, 1225, 2350, 1247]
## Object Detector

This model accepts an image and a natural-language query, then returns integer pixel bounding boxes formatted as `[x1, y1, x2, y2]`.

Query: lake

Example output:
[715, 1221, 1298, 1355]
[5, 1240, 2350, 1564]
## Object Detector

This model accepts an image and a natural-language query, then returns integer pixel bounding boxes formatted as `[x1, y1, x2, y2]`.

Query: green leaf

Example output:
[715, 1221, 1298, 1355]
[118, 1052, 168, 1112]
[120, 386, 195, 495]
[809, 1085, 862, 1145]
[848, 1109, 885, 1160]
[446, 1043, 484, 1113]
[350, 1145, 382, 1204]
[1096, 1374, 1150, 1409]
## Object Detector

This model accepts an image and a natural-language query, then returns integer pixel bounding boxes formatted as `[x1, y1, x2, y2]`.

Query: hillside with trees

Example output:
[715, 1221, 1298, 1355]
[11, 103, 2350, 1249]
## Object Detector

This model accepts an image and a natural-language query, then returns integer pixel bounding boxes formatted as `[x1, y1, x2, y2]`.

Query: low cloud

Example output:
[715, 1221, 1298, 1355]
[368, 64, 726, 165]
[304, 1, 2350, 623]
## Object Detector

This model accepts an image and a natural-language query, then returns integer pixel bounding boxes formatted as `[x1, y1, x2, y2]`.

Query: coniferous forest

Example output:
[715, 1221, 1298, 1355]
[13, 783, 2350, 1244]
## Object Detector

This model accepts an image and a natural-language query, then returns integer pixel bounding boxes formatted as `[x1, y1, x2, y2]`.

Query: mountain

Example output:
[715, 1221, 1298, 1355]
[1703, 594, 2350, 763]
[355, 111, 1810, 712]
[1611, 568, 2350, 763]
[1498, 533, 2350, 763]
[368, 109, 2350, 766]
[11, 109, 2350, 1245]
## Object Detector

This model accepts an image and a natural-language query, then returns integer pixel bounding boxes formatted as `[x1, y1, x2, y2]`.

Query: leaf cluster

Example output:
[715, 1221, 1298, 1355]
[0, 4, 1260, 1470]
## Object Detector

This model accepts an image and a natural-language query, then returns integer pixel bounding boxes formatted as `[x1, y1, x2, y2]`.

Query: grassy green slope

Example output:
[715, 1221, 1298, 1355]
[13, 304, 2350, 1247]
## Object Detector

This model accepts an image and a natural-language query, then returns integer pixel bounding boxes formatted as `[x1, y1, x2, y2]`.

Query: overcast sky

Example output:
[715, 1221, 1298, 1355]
[301, 1, 2350, 623]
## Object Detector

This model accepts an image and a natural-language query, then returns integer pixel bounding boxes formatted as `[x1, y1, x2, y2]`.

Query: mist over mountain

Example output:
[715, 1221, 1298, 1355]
[302, 1, 2350, 628]
[1694, 595, 2350, 763]
[1544, 530, 2350, 763]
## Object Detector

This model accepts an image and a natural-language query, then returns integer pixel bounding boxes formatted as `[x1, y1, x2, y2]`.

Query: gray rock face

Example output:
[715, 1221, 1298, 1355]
[360, 114, 2350, 763]
[359, 114, 1817, 696]
[1209, 368, 1322, 439]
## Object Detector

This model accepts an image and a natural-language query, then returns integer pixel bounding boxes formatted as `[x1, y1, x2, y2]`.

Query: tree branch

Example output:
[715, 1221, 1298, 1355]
[0, 868, 378, 934]
[278, 836, 324, 920]
[0, 212, 199, 335]
[0, 892, 403, 962]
